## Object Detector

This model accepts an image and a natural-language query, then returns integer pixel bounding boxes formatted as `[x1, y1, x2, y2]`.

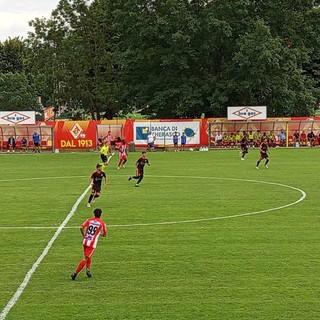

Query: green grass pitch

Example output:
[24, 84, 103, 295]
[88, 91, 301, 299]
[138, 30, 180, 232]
[0, 148, 319, 320]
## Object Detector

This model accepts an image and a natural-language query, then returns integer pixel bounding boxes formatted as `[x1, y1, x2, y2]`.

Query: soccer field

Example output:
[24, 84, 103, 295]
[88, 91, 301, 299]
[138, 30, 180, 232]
[0, 148, 319, 320]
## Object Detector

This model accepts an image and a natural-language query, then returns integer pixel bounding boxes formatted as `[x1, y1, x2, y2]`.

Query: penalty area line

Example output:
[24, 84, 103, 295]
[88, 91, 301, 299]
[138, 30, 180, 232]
[0, 184, 91, 320]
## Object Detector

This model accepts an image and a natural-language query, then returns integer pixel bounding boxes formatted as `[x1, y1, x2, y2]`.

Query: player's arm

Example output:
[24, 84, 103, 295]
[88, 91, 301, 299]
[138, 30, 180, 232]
[80, 226, 86, 237]
[80, 220, 89, 238]
[100, 224, 107, 237]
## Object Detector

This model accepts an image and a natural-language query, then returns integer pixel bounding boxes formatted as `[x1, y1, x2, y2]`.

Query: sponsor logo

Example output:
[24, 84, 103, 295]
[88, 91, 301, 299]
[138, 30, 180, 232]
[136, 127, 150, 140]
[70, 123, 83, 139]
[184, 128, 196, 137]
[232, 107, 262, 120]
[1, 112, 31, 124]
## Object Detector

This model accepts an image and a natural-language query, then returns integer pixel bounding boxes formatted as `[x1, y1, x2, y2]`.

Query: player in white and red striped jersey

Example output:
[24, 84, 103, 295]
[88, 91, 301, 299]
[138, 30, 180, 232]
[71, 208, 107, 280]
[117, 139, 128, 169]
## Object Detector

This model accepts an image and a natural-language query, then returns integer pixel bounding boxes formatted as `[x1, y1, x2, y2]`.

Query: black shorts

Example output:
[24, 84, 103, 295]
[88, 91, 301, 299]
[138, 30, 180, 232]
[34, 142, 40, 147]
[92, 184, 102, 193]
[101, 154, 108, 163]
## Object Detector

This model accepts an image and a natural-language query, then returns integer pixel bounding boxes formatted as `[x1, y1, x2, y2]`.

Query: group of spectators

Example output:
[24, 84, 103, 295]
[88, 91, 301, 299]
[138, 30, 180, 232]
[214, 129, 320, 148]
[146, 131, 187, 152]
[1, 131, 41, 153]
[292, 130, 318, 147]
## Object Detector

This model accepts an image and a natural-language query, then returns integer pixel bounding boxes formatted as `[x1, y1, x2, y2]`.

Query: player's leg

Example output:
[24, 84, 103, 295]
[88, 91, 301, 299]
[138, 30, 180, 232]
[135, 173, 144, 187]
[87, 189, 96, 207]
[71, 246, 88, 280]
[93, 191, 100, 202]
[256, 156, 261, 169]
[85, 248, 94, 278]
[129, 168, 140, 181]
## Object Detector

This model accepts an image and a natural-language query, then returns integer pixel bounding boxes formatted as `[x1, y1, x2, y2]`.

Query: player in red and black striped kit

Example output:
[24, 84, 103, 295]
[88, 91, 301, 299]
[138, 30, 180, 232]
[87, 164, 107, 207]
[240, 136, 249, 160]
[256, 139, 270, 169]
[128, 151, 150, 187]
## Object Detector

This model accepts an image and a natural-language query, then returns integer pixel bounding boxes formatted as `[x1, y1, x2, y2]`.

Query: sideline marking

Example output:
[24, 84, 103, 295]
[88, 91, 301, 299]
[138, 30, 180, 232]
[0, 176, 306, 230]
[0, 176, 87, 182]
[0, 185, 91, 320]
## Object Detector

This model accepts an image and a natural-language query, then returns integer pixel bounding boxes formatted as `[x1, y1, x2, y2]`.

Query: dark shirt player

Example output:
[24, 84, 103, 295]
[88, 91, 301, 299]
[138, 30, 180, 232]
[128, 151, 150, 187]
[256, 139, 270, 169]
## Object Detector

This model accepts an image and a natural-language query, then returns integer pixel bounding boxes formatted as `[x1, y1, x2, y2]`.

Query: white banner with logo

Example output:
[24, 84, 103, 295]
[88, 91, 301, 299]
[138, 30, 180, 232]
[134, 121, 200, 145]
[0, 111, 36, 124]
[228, 106, 267, 120]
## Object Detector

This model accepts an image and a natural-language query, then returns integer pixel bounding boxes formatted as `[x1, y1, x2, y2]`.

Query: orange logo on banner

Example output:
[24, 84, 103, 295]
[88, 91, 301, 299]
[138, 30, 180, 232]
[70, 123, 83, 139]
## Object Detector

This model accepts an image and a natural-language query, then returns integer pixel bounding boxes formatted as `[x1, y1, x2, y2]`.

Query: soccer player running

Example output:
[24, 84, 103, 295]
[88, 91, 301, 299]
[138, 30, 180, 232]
[128, 151, 150, 187]
[240, 136, 249, 160]
[87, 164, 107, 207]
[256, 138, 270, 169]
[117, 139, 128, 169]
[71, 208, 107, 280]
[100, 140, 111, 167]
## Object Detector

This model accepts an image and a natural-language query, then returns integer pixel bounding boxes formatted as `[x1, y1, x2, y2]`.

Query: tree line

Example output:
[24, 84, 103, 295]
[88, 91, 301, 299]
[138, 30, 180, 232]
[0, 0, 319, 119]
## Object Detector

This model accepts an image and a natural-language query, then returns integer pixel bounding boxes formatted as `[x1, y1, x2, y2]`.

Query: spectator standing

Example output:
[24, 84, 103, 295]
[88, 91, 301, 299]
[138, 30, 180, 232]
[7, 136, 16, 152]
[32, 131, 41, 153]
[173, 132, 179, 152]
[181, 132, 187, 151]
[147, 132, 156, 152]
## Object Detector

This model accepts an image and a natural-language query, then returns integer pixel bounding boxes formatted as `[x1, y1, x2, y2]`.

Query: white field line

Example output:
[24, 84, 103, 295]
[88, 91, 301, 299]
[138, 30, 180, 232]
[0, 177, 306, 229]
[0, 176, 86, 182]
[0, 185, 91, 320]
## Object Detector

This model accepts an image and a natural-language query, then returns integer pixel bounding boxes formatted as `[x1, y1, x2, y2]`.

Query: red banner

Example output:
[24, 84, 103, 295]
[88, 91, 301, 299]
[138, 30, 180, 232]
[54, 120, 98, 149]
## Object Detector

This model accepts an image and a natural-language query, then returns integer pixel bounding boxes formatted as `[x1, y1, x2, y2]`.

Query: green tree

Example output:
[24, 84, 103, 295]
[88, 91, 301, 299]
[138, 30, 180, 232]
[0, 73, 39, 111]
[0, 37, 26, 74]
[27, 0, 121, 120]
[24, 0, 320, 118]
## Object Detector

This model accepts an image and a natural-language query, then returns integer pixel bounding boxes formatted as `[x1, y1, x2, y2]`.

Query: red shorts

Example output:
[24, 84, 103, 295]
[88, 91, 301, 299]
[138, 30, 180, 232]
[120, 155, 127, 161]
[83, 245, 95, 258]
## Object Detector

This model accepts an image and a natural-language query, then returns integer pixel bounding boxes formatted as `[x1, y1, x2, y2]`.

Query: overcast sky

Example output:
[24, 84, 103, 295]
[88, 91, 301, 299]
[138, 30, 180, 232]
[0, 0, 60, 41]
